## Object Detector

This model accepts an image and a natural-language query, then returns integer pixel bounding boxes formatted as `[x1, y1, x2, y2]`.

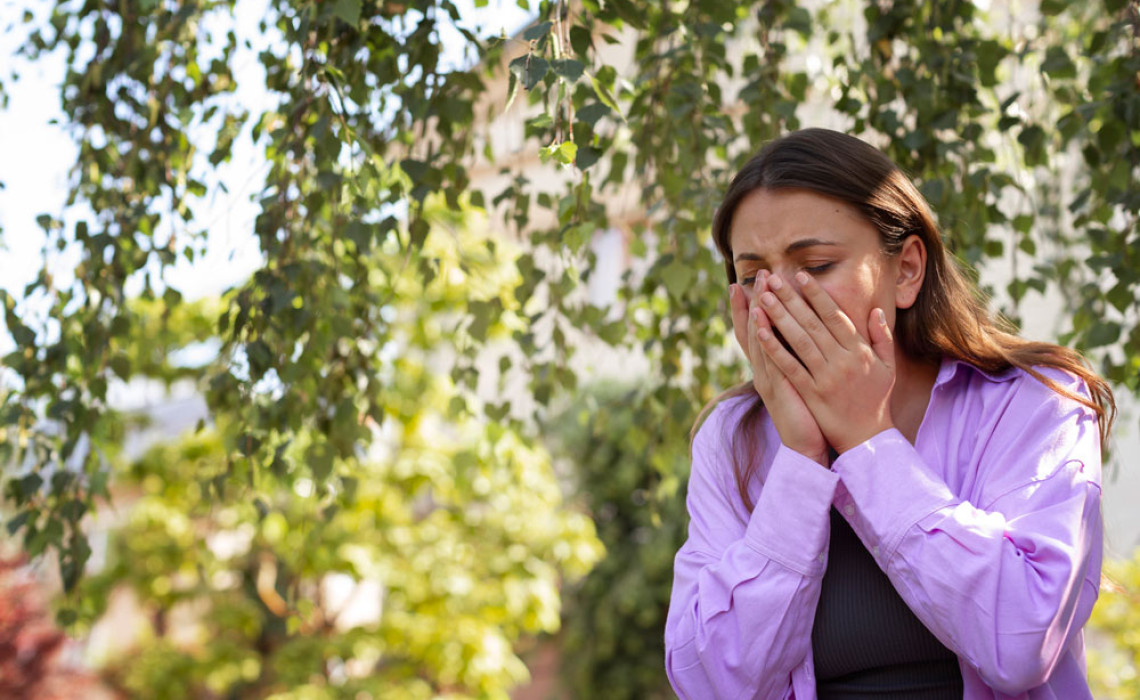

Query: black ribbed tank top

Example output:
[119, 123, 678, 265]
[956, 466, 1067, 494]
[811, 507, 964, 699]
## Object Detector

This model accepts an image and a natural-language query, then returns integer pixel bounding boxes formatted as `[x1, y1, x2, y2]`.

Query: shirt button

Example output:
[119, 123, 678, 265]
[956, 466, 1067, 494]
[872, 545, 880, 558]
[844, 504, 855, 517]
[818, 553, 826, 563]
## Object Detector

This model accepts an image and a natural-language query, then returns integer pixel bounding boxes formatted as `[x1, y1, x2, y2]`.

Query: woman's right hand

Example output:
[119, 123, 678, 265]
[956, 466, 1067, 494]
[730, 272, 830, 467]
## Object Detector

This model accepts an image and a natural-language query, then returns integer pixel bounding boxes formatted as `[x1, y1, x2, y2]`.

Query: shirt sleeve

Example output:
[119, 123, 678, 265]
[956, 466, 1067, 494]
[831, 373, 1103, 696]
[665, 401, 840, 700]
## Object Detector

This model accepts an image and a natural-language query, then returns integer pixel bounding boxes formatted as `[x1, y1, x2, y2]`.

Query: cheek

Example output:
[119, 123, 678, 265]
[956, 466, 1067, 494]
[818, 278, 876, 336]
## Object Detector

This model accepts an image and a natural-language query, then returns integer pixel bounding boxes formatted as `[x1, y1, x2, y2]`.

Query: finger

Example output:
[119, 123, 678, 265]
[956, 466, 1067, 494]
[729, 283, 750, 358]
[867, 307, 894, 368]
[754, 306, 815, 389]
[757, 284, 827, 373]
[750, 269, 767, 306]
[766, 273, 839, 355]
[794, 271, 861, 349]
[749, 305, 780, 385]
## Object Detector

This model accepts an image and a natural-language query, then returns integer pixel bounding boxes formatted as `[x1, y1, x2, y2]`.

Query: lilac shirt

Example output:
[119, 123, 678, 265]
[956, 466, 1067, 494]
[666, 359, 1103, 699]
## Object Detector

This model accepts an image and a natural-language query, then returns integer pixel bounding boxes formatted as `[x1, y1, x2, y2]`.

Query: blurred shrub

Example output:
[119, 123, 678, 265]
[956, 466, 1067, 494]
[547, 384, 691, 699]
[0, 554, 118, 699]
[63, 215, 604, 699]
[1088, 549, 1140, 699]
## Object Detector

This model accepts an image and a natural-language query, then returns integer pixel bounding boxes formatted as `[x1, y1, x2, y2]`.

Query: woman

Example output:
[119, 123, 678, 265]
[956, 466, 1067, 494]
[665, 129, 1114, 699]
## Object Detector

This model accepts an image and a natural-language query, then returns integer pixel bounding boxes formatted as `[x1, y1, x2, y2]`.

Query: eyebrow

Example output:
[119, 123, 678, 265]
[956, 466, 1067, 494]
[734, 238, 839, 263]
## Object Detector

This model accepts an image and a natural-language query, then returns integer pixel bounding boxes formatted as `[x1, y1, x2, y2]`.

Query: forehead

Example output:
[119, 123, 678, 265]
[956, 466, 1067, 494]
[728, 188, 877, 257]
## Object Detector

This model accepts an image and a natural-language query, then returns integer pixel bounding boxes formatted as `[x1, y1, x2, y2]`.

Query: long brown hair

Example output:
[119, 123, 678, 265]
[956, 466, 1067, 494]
[696, 129, 1115, 511]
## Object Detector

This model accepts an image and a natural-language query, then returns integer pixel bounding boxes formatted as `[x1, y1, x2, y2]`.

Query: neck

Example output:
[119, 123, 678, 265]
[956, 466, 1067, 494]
[889, 352, 941, 444]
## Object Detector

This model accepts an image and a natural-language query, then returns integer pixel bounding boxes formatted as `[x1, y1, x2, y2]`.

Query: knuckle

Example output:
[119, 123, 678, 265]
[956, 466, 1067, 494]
[802, 315, 824, 335]
[790, 330, 814, 353]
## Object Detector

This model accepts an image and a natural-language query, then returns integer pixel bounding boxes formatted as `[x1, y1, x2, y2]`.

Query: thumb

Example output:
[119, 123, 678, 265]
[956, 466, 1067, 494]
[868, 308, 894, 367]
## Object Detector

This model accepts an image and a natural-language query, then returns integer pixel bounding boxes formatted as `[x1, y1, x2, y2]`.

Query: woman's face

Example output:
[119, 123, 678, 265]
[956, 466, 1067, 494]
[728, 187, 916, 343]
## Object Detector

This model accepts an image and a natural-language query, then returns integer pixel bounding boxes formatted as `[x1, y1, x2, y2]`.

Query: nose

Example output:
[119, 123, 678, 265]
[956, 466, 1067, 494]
[770, 268, 806, 296]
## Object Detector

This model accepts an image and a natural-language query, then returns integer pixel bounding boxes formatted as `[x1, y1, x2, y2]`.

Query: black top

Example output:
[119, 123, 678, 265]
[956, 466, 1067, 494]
[812, 507, 964, 699]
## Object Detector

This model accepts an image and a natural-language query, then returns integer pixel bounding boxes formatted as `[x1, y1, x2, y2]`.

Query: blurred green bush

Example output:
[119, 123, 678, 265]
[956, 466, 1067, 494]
[547, 384, 690, 700]
[1088, 549, 1140, 699]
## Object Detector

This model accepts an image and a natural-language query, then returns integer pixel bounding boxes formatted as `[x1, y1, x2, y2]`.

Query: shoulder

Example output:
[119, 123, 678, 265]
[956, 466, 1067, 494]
[936, 359, 1102, 502]
[939, 359, 1094, 421]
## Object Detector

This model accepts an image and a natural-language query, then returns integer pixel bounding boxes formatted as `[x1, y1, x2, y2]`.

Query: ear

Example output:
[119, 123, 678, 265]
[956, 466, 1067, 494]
[894, 235, 927, 310]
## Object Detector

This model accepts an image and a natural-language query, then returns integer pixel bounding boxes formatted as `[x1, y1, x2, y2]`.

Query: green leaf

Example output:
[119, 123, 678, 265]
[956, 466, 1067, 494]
[1018, 125, 1047, 167]
[575, 145, 601, 170]
[588, 73, 621, 117]
[308, 441, 334, 482]
[570, 25, 592, 56]
[56, 608, 77, 627]
[1041, 47, 1076, 80]
[523, 20, 553, 41]
[109, 354, 131, 380]
[661, 257, 694, 301]
[6, 510, 30, 536]
[1107, 283, 1132, 313]
[920, 179, 945, 206]
[509, 55, 549, 91]
[576, 102, 611, 127]
[553, 59, 585, 82]
[332, 0, 361, 25]
[563, 223, 592, 253]
[555, 141, 578, 165]
[504, 72, 520, 111]
[400, 158, 429, 182]
[1087, 321, 1121, 347]
[597, 320, 625, 344]
[783, 6, 812, 37]
[238, 433, 262, 457]
[60, 500, 86, 522]
[9, 322, 35, 347]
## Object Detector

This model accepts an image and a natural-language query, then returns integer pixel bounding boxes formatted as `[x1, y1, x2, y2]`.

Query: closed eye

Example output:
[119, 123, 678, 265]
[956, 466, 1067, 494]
[739, 262, 833, 286]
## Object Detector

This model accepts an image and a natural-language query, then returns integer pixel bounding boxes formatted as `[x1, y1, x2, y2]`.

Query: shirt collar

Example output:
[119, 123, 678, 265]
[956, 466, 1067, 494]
[934, 356, 1019, 390]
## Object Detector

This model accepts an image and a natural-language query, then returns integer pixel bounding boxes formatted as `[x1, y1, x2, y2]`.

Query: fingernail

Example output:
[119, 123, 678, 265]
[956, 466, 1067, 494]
[878, 309, 887, 325]
[757, 327, 772, 341]
[761, 292, 776, 307]
[750, 307, 761, 324]
[729, 283, 738, 303]
[795, 271, 809, 286]
[768, 275, 783, 291]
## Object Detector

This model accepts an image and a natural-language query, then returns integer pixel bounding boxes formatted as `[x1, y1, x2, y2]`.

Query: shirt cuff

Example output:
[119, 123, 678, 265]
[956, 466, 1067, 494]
[744, 443, 840, 577]
[831, 429, 956, 565]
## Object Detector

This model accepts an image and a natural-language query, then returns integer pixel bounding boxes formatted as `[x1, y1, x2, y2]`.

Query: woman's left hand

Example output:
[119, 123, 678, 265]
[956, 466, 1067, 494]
[753, 272, 896, 454]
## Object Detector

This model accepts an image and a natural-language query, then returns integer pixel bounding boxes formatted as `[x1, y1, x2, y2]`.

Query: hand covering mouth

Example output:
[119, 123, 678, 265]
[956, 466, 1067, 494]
[772, 327, 805, 367]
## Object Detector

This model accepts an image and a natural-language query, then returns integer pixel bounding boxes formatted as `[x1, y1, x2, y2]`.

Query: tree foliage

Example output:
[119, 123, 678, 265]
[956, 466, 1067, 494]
[75, 204, 601, 698]
[1088, 549, 1140, 697]
[1, 0, 1138, 697]
[547, 384, 687, 699]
